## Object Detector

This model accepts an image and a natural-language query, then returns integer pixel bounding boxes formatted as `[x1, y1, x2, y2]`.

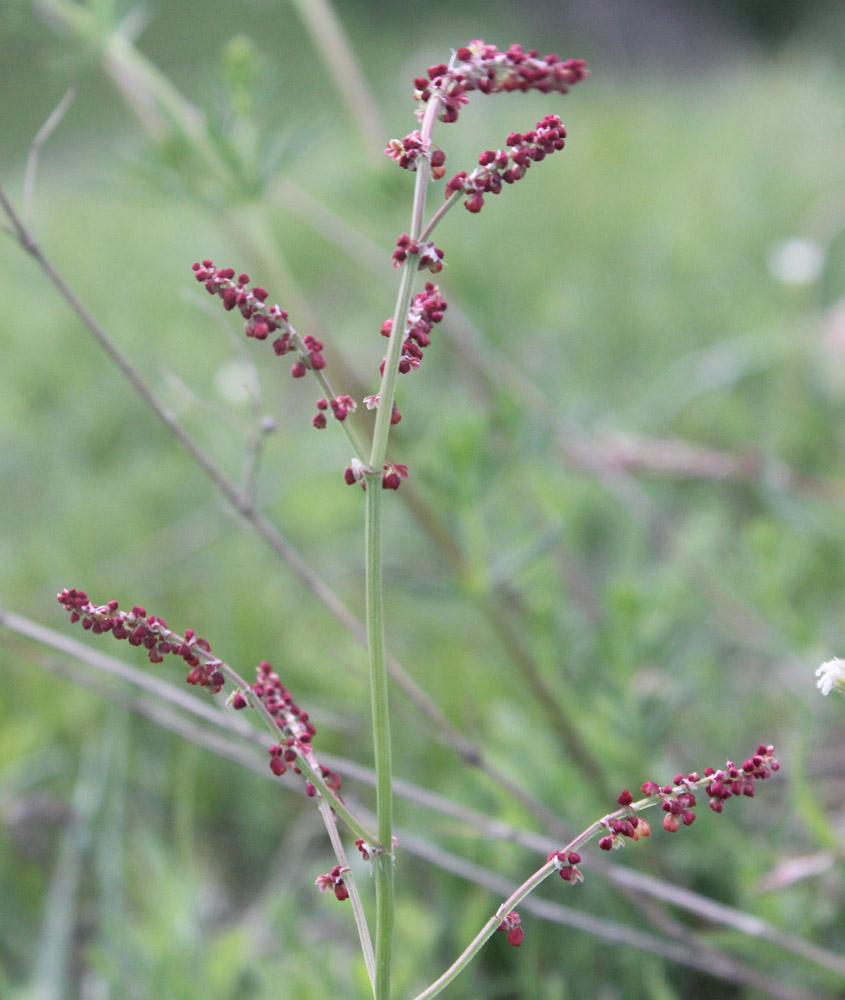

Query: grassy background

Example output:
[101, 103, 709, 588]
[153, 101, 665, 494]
[1, 2, 844, 999]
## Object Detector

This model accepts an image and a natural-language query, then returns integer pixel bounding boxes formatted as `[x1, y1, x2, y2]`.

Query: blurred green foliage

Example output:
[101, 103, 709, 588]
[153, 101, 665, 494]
[1, 2, 844, 999]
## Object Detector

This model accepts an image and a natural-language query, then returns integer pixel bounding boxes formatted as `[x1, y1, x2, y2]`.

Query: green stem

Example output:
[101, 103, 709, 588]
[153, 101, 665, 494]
[419, 189, 462, 243]
[411, 861, 557, 1000]
[367, 260, 416, 471]
[368, 95, 442, 473]
[365, 476, 394, 999]
[363, 95, 446, 999]
[317, 796, 377, 993]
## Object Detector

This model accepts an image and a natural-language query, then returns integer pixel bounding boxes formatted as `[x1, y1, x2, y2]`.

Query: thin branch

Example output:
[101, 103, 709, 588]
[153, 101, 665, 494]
[24, 87, 76, 232]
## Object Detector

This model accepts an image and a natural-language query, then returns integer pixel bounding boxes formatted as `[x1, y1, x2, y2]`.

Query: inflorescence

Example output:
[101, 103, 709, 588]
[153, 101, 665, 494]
[504, 745, 779, 946]
[444, 115, 569, 214]
[57, 587, 226, 690]
[61, 47, 788, 959]
[192, 258, 443, 492]
[598, 745, 780, 850]
[197, 43, 587, 495]
[192, 261, 327, 374]
[413, 41, 588, 124]
[193, 261, 351, 439]
[56, 589, 341, 792]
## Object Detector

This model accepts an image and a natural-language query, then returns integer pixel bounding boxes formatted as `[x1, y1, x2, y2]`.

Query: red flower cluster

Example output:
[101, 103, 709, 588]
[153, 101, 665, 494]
[391, 234, 445, 273]
[234, 660, 341, 790]
[315, 865, 350, 901]
[546, 849, 583, 883]
[58, 592, 342, 790]
[384, 130, 447, 178]
[414, 41, 588, 124]
[599, 745, 780, 849]
[57, 589, 224, 691]
[343, 458, 409, 491]
[192, 261, 289, 340]
[192, 261, 327, 379]
[702, 746, 780, 811]
[313, 394, 356, 429]
[496, 910, 523, 947]
[379, 282, 447, 377]
[445, 115, 568, 213]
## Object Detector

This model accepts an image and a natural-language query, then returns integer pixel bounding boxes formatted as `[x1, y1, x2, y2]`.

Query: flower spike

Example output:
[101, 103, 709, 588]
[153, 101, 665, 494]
[413, 41, 588, 124]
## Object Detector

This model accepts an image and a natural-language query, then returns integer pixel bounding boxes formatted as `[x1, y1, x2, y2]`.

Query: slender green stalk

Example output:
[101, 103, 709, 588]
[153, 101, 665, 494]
[365, 476, 394, 1000]
[317, 795, 377, 993]
[367, 260, 417, 471]
[419, 189, 462, 243]
[411, 861, 558, 1000]
[362, 90, 446, 1000]
[229, 674, 374, 842]
[368, 95, 442, 473]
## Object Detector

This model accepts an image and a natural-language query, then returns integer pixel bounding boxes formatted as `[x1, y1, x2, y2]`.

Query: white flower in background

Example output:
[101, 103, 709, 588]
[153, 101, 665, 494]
[815, 658, 845, 696]
[767, 237, 825, 286]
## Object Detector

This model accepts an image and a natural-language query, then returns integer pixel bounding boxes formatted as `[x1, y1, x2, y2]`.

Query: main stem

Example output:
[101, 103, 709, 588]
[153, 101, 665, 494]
[364, 92, 444, 1000]
[366, 477, 394, 1000]
[368, 95, 442, 473]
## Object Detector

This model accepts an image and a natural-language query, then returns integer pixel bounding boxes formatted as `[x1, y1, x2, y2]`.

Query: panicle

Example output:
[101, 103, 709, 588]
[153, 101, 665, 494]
[57, 588, 224, 691]
[192, 261, 335, 390]
[413, 41, 588, 124]
[597, 745, 780, 849]
[444, 115, 568, 214]
[57, 590, 342, 790]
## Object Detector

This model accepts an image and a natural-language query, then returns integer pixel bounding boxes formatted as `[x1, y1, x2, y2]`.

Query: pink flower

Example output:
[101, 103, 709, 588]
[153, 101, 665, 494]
[384, 131, 446, 178]
[315, 865, 350, 901]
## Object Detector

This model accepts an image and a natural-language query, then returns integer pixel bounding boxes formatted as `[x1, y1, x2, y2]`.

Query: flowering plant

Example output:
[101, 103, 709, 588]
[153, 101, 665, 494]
[3, 18, 822, 1000]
